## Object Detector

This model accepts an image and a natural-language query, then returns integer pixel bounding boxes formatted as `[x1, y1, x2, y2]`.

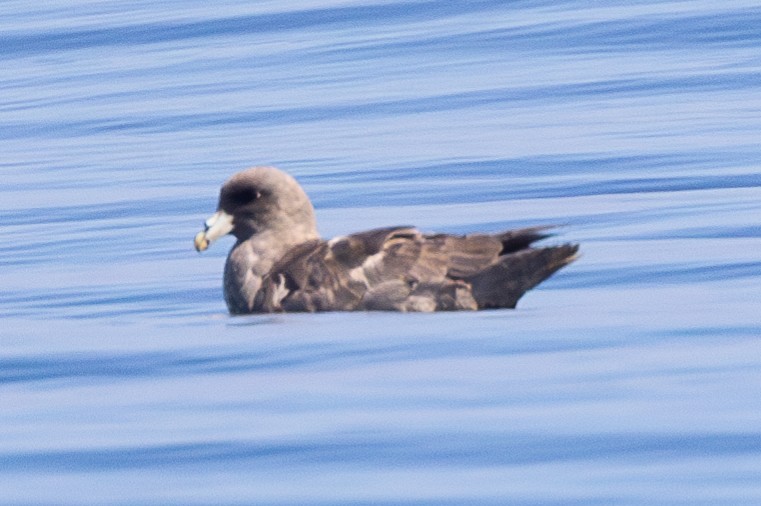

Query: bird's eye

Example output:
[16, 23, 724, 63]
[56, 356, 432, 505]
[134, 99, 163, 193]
[229, 187, 261, 206]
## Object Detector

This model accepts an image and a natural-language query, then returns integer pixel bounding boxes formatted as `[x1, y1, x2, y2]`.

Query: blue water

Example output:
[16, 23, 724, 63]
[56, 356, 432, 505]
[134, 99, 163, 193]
[2, 1, 761, 504]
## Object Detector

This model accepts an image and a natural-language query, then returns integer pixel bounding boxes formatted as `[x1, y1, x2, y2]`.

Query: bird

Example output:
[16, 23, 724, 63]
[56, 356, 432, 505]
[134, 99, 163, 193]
[194, 166, 578, 314]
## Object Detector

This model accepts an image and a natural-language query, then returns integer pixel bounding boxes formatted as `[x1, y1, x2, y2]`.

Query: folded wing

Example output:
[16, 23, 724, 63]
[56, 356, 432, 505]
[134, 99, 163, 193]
[253, 226, 577, 312]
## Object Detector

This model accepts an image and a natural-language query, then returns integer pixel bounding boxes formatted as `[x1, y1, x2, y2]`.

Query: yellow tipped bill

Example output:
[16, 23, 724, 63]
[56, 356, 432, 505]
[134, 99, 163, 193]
[194, 210, 234, 252]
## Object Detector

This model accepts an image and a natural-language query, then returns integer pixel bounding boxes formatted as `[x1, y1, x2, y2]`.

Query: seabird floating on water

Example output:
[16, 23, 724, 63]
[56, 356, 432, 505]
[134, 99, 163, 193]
[194, 166, 578, 314]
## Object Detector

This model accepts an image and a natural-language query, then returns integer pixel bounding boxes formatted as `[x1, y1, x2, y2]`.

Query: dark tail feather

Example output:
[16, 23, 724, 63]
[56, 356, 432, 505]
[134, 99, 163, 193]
[467, 243, 579, 309]
[497, 226, 555, 254]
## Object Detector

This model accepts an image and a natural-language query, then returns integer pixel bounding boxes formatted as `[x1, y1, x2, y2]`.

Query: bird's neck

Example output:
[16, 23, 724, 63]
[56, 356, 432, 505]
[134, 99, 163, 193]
[223, 227, 319, 314]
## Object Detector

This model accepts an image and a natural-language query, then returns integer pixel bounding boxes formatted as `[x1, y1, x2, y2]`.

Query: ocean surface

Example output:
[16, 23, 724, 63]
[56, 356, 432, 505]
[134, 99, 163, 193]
[2, 1, 761, 504]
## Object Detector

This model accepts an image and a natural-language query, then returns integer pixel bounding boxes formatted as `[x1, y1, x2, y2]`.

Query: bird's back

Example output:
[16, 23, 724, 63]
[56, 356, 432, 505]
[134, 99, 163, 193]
[252, 226, 578, 312]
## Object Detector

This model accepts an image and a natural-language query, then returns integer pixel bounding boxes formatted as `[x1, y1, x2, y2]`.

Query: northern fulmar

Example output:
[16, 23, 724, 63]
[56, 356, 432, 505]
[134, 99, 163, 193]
[194, 166, 578, 314]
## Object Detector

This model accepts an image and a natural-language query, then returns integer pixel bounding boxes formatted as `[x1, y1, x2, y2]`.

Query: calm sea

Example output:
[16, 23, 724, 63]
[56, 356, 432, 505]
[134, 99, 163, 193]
[2, 1, 761, 504]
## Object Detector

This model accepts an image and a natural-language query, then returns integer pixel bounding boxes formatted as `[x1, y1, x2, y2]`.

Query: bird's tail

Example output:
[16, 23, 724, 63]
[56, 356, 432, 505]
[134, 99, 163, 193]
[466, 243, 579, 309]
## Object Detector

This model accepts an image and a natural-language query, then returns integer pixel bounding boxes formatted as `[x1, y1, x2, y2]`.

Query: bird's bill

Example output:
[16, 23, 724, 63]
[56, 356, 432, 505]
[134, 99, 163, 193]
[194, 210, 234, 252]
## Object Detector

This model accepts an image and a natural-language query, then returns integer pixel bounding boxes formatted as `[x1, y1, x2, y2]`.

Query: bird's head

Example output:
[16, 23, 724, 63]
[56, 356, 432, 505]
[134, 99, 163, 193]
[194, 166, 318, 252]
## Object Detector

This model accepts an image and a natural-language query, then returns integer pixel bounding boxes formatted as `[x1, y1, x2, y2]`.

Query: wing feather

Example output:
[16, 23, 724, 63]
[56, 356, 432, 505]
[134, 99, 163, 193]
[254, 225, 576, 312]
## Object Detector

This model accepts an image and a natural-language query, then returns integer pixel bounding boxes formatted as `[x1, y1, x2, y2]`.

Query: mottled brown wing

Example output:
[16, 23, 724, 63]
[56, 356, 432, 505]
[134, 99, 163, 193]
[255, 241, 362, 312]
[441, 226, 555, 278]
[255, 227, 425, 312]
[440, 234, 503, 278]
[256, 225, 576, 312]
[355, 228, 457, 311]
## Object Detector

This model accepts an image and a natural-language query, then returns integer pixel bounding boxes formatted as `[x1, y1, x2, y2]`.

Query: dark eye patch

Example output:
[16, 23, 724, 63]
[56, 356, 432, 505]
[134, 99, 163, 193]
[226, 187, 261, 207]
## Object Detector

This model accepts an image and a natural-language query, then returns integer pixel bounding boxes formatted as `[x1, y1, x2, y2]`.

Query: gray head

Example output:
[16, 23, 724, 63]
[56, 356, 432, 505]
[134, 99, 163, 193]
[194, 166, 319, 251]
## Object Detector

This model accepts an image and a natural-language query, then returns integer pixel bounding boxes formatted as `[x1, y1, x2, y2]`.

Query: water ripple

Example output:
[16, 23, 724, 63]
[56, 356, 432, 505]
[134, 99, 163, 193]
[4, 432, 761, 471]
